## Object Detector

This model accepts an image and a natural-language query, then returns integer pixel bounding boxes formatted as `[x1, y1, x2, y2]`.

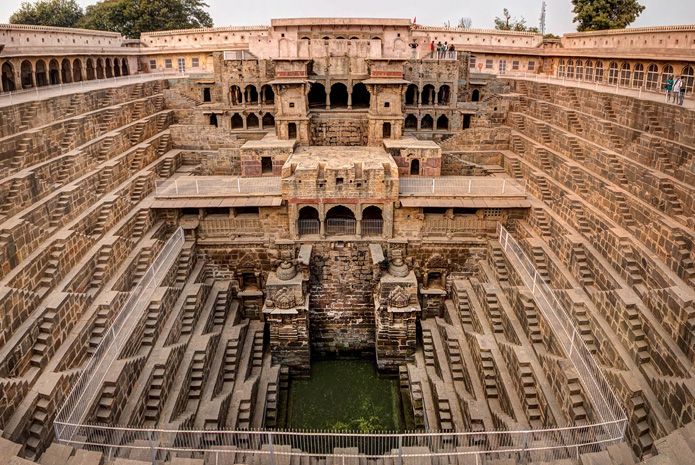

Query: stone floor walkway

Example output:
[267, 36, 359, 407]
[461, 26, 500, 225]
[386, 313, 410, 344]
[507, 74, 695, 109]
[0, 72, 185, 107]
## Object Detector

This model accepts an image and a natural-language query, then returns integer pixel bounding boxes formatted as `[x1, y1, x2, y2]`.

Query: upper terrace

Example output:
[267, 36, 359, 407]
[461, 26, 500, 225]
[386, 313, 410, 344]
[0, 24, 127, 57]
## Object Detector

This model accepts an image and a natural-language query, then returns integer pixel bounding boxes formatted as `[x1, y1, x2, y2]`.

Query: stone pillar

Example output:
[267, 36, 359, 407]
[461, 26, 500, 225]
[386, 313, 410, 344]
[356, 205, 362, 236]
[259, 113, 263, 130]
[319, 204, 326, 238]
[417, 117, 422, 131]
[325, 91, 331, 110]
[242, 114, 248, 130]
[290, 204, 299, 240]
[430, 87, 435, 105]
[347, 91, 352, 110]
[241, 88, 246, 105]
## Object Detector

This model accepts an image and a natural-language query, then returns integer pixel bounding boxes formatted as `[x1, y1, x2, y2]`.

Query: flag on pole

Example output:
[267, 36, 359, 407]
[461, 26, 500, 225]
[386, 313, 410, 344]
[413, 16, 416, 24]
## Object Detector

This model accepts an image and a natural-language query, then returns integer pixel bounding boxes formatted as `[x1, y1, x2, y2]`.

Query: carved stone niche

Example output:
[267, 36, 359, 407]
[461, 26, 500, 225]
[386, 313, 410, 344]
[374, 257, 421, 373]
[262, 244, 312, 375]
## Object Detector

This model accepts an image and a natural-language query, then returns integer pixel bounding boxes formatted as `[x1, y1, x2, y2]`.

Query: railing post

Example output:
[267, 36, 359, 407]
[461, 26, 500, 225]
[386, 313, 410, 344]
[468, 179, 472, 194]
[151, 264, 157, 287]
[520, 432, 528, 464]
[502, 179, 506, 194]
[237, 178, 241, 193]
[531, 270, 538, 294]
[398, 435, 403, 465]
[174, 180, 179, 194]
[195, 179, 199, 194]
[569, 329, 576, 357]
[268, 432, 275, 465]
[147, 431, 157, 465]
[112, 326, 118, 352]
[432, 178, 435, 193]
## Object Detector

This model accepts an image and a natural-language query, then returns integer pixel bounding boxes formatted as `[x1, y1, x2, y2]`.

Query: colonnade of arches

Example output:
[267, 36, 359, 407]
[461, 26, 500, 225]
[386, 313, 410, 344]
[229, 84, 275, 106]
[1, 57, 130, 92]
[557, 60, 694, 93]
[230, 112, 275, 130]
[307, 82, 370, 109]
[297, 204, 384, 237]
[404, 84, 452, 106]
[404, 113, 450, 131]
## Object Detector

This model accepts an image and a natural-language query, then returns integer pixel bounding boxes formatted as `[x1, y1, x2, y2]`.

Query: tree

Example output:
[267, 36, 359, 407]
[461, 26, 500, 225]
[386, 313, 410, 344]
[458, 17, 473, 29]
[571, 0, 645, 31]
[9, 0, 84, 28]
[78, 0, 213, 38]
[544, 33, 560, 39]
[494, 8, 528, 31]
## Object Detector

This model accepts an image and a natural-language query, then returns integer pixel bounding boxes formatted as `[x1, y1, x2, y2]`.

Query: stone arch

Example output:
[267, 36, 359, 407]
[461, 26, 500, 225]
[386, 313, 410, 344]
[329, 82, 348, 107]
[575, 60, 583, 79]
[404, 114, 417, 129]
[352, 82, 370, 108]
[607, 62, 619, 85]
[646, 63, 659, 90]
[247, 113, 259, 128]
[35, 60, 47, 87]
[661, 64, 674, 90]
[325, 205, 356, 235]
[2, 62, 16, 91]
[261, 84, 274, 104]
[566, 59, 574, 79]
[362, 205, 383, 236]
[231, 113, 244, 129]
[61, 58, 72, 83]
[558, 59, 565, 78]
[262, 112, 275, 127]
[584, 60, 594, 81]
[96, 58, 104, 79]
[308, 82, 326, 108]
[421, 114, 433, 130]
[619, 62, 631, 87]
[594, 61, 604, 83]
[230, 85, 242, 105]
[278, 38, 291, 57]
[86, 58, 95, 80]
[405, 84, 418, 105]
[298, 206, 319, 236]
[682, 65, 694, 93]
[236, 253, 261, 291]
[113, 58, 121, 77]
[49, 59, 60, 85]
[471, 89, 480, 102]
[436, 114, 449, 130]
[245, 85, 258, 104]
[121, 58, 129, 76]
[437, 85, 451, 105]
[632, 63, 644, 88]
[422, 84, 435, 105]
[20, 60, 34, 88]
[410, 159, 420, 175]
[72, 58, 83, 82]
[105, 58, 113, 78]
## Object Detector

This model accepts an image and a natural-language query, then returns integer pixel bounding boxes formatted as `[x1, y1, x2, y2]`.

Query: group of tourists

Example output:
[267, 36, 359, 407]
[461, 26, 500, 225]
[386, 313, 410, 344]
[664, 76, 687, 105]
[430, 41, 455, 59]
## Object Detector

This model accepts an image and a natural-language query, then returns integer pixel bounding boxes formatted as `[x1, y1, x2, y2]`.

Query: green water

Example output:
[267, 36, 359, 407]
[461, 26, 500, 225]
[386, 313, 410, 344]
[287, 359, 404, 431]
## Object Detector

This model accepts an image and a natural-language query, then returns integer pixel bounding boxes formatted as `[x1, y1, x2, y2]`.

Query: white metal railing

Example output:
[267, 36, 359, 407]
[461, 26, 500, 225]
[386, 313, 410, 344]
[362, 218, 384, 236]
[55, 227, 185, 438]
[297, 219, 320, 236]
[423, 217, 497, 236]
[155, 176, 282, 196]
[497, 223, 626, 427]
[509, 72, 692, 103]
[399, 177, 526, 196]
[198, 218, 262, 238]
[0, 72, 185, 106]
[52, 223, 627, 463]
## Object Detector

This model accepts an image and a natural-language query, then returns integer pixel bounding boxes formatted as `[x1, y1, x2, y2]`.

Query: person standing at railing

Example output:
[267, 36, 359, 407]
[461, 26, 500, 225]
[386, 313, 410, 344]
[442, 42, 448, 59]
[677, 77, 686, 105]
[430, 40, 435, 58]
[449, 44, 455, 59]
[665, 76, 674, 102]
[436, 41, 443, 59]
[673, 76, 684, 105]
[409, 40, 419, 59]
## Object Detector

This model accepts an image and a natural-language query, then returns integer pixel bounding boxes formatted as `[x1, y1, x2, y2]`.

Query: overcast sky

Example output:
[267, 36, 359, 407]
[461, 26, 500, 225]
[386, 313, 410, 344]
[1, 0, 694, 35]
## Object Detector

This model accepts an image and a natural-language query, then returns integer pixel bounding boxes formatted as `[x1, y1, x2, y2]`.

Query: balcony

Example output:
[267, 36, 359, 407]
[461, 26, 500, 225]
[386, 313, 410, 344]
[155, 176, 282, 197]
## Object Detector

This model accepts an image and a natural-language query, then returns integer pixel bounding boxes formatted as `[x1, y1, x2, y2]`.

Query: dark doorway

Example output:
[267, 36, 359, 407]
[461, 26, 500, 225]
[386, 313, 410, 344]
[405, 84, 418, 105]
[231, 113, 244, 129]
[209, 114, 218, 127]
[308, 83, 326, 108]
[330, 83, 348, 108]
[463, 114, 471, 129]
[410, 159, 420, 175]
[405, 114, 417, 129]
[261, 156, 273, 174]
[352, 82, 370, 108]
[383, 122, 391, 139]
[203, 87, 211, 102]
[471, 89, 480, 102]
[288, 123, 297, 139]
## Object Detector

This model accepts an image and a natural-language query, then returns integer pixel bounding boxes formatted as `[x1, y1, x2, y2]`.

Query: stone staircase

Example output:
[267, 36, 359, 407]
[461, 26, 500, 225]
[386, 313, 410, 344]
[180, 295, 197, 335]
[30, 311, 56, 368]
[566, 110, 583, 134]
[91, 200, 114, 236]
[567, 137, 585, 161]
[188, 352, 206, 400]
[130, 121, 147, 144]
[96, 136, 115, 163]
[538, 149, 553, 172]
[89, 245, 112, 289]
[145, 366, 166, 422]
[130, 176, 148, 202]
[572, 244, 595, 288]
[658, 179, 684, 215]
[18, 102, 40, 131]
